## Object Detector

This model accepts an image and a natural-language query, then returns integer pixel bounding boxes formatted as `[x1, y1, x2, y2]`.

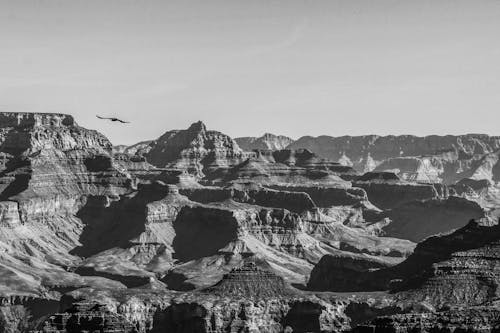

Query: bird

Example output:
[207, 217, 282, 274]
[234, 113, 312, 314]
[96, 115, 130, 123]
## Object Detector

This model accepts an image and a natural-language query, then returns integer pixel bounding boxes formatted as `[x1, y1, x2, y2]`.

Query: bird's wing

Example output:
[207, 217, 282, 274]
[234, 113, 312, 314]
[96, 115, 109, 119]
[117, 119, 130, 123]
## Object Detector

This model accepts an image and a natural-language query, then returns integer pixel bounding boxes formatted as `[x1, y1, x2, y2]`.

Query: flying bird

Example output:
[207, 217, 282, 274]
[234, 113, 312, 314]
[96, 115, 130, 123]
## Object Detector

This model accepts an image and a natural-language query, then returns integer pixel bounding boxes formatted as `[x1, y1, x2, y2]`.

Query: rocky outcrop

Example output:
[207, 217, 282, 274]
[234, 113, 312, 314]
[235, 133, 294, 151]
[206, 261, 292, 298]
[146, 121, 251, 178]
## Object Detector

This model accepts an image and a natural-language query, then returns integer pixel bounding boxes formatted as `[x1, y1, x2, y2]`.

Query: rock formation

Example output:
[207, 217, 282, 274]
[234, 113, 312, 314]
[146, 121, 251, 179]
[206, 260, 292, 298]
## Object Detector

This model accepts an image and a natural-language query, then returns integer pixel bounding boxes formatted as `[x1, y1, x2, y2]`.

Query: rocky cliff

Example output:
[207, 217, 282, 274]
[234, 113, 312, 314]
[146, 121, 252, 179]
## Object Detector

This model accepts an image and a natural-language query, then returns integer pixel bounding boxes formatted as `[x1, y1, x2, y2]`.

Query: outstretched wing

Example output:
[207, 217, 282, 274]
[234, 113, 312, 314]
[96, 115, 130, 123]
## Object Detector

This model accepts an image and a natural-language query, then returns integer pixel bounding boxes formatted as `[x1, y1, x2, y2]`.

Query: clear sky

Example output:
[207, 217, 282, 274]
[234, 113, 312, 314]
[1, 0, 499, 145]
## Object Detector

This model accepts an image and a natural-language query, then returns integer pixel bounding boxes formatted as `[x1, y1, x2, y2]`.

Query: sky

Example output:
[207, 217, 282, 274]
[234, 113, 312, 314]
[1, 0, 500, 145]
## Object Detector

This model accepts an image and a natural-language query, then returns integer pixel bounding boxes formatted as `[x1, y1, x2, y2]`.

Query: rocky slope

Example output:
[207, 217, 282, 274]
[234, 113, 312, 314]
[235, 133, 294, 151]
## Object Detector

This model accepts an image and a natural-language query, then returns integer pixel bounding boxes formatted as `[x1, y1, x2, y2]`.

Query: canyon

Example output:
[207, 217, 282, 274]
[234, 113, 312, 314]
[0, 112, 499, 332]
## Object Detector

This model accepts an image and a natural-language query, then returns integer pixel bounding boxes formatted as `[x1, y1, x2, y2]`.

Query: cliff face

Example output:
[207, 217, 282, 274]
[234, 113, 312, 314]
[289, 134, 500, 184]
[146, 121, 251, 178]
[0, 113, 136, 303]
[0, 112, 110, 155]
[235, 133, 294, 151]
[0, 111, 132, 228]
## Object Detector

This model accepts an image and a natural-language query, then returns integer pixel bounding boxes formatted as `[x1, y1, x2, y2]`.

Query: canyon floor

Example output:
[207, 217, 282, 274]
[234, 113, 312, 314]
[0, 112, 500, 332]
